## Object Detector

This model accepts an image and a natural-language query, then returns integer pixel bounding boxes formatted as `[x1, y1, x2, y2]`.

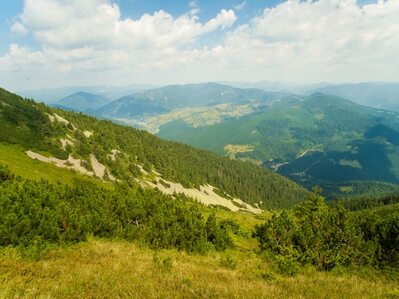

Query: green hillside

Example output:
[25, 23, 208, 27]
[158, 93, 399, 197]
[0, 87, 307, 209]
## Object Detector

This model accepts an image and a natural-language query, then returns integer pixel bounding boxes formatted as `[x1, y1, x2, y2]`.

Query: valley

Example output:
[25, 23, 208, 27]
[44, 82, 399, 199]
[13, 81, 399, 200]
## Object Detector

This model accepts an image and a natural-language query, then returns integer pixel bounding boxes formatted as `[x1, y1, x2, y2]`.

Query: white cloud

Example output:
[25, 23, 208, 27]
[1, 0, 399, 90]
[189, 1, 200, 15]
[234, 1, 247, 11]
[11, 22, 28, 35]
[14, 0, 235, 50]
[219, 0, 399, 82]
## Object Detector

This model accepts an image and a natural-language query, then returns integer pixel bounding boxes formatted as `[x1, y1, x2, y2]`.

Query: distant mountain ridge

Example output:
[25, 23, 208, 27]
[18, 84, 158, 103]
[311, 82, 399, 112]
[56, 92, 110, 112]
[94, 83, 288, 118]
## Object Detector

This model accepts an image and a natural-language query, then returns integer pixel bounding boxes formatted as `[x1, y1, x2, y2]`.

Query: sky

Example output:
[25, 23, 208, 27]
[0, 0, 398, 91]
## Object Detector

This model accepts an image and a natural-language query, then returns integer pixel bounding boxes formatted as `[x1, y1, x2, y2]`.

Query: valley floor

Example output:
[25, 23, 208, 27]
[0, 239, 397, 299]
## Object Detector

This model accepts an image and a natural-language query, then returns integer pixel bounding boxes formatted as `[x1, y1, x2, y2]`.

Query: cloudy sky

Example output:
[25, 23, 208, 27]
[0, 0, 398, 91]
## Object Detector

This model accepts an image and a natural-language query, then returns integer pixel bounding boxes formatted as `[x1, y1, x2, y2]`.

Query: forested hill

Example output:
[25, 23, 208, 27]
[0, 87, 308, 209]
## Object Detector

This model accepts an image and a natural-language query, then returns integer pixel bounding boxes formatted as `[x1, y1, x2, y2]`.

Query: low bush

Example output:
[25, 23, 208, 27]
[254, 188, 399, 270]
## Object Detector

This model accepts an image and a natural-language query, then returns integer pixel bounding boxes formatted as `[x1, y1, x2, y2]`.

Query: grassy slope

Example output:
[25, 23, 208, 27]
[0, 143, 110, 188]
[1, 239, 398, 299]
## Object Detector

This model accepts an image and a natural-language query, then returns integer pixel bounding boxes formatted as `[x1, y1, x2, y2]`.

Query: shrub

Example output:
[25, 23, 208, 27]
[254, 188, 398, 270]
[0, 169, 232, 253]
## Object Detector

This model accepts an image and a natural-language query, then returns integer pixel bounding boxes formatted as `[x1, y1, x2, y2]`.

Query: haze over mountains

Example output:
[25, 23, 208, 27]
[55, 92, 110, 112]
[311, 82, 399, 112]
[19, 84, 157, 104]
[26, 81, 399, 114]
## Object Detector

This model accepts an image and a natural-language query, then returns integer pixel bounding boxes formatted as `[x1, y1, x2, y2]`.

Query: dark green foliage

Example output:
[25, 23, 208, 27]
[0, 88, 62, 151]
[354, 211, 399, 266]
[335, 193, 399, 211]
[0, 165, 14, 182]
[254, 189, 399, 270]
[205, 213, 234, 251]
[220, 219, 240, 234]
[0, 166, 232, 253]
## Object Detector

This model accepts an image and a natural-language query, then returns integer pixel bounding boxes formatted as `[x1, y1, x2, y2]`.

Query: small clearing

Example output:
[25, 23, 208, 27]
[296, 148, 323, 159]
[54, 113, 70, 125]
[224, 144, 254, 159]
[46, 113, 55, 123]
[46, 112, 76, 129]
[60, 137, 74, 150]
[26, 150, 115, 181]
[26, 150, 94, 176]
[108, 149, 121, 161]
[90, 154, 115, 181]
[83, 130, 93, 138]
[339, 159, 362, 169]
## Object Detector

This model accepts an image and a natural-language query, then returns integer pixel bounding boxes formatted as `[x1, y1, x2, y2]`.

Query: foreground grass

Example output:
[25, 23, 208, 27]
[0, 239, 398, 299]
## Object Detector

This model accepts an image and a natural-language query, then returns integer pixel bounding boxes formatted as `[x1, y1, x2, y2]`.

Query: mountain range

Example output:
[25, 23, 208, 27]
[18, 84, 157, 104]
[156, 91, 399, 197]
[12, 82, 399, 198]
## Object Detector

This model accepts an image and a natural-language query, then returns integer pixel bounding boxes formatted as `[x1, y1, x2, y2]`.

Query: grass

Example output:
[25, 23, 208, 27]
[0, 142, 110, 188]
[0, 239, 397, 299]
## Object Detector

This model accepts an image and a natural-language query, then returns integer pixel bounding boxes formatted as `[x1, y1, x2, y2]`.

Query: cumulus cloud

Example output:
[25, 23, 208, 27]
[1, 0, 399, 89]
[219, 0, 399, 82]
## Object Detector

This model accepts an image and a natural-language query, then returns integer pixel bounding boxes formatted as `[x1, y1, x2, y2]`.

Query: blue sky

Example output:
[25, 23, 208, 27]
[0, 0, 285, 54]
[0, 0, 396, 91]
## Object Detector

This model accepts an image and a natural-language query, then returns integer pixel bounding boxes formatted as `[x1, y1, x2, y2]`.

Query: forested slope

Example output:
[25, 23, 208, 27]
[0, 87, 308, 209]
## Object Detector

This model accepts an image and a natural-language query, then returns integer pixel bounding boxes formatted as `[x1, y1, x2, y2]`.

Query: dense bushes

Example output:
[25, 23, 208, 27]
[335, 192, 399, 211]
[254, 189, 399, 270]
[0, 165, 232, 253]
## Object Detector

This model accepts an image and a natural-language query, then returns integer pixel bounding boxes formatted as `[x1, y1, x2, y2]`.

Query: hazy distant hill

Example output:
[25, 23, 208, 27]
[55, 92, 110, 112]
[94, 83, 285, 118]
[18, 84, 158, 103]
[312, 82, 399, 111]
